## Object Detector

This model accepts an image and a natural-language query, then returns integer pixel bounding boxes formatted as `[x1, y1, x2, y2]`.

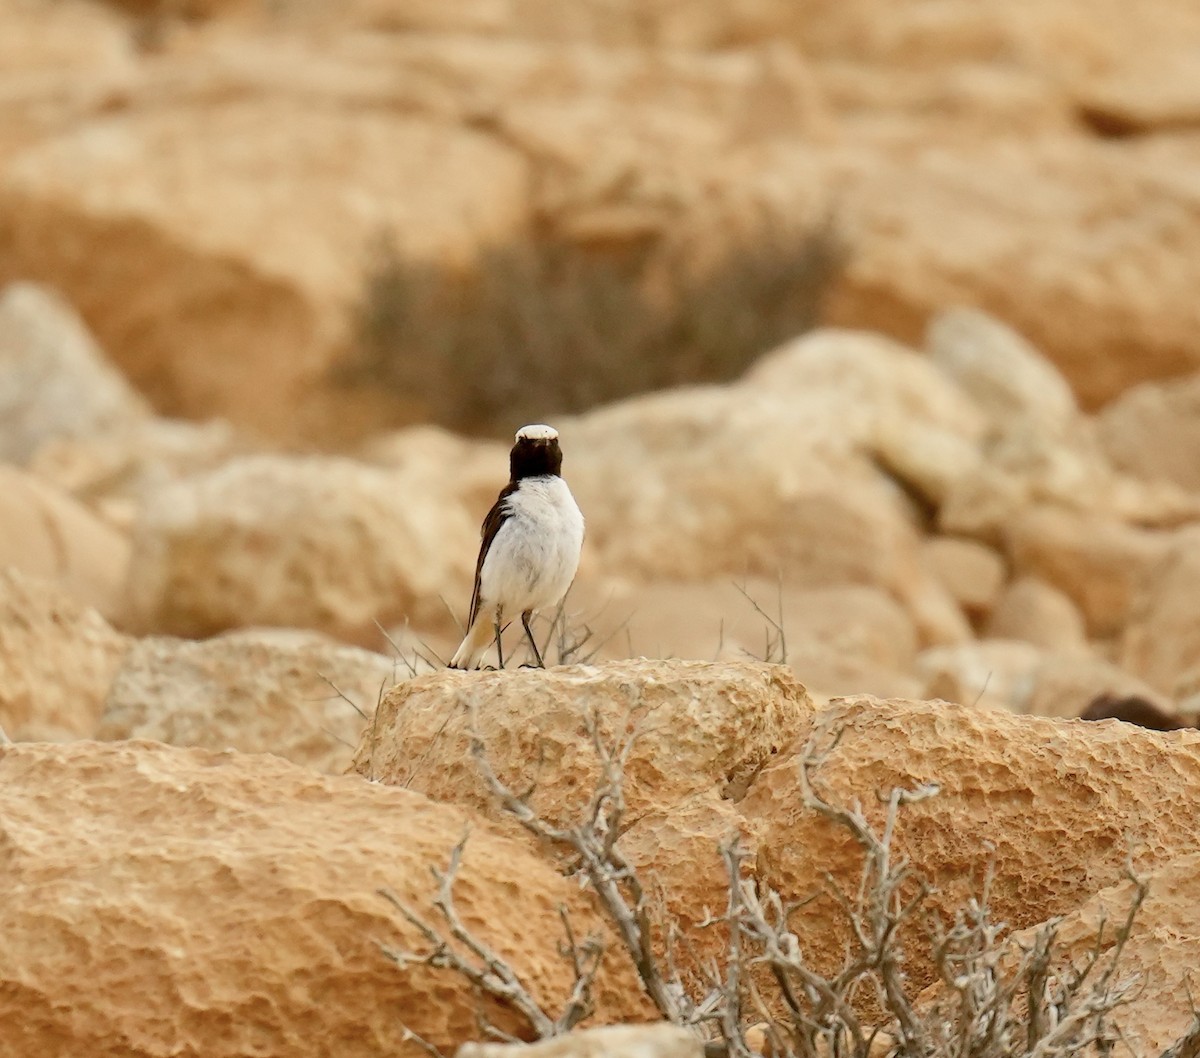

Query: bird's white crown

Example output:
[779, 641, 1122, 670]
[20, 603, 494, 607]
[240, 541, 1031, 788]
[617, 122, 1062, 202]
[516, 424, 558, 442]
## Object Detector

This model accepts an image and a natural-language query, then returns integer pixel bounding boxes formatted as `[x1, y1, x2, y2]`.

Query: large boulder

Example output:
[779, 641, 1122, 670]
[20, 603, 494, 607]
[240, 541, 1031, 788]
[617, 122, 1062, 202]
[740, 695, 1200, 994]
[0, 281, 149, 465]
[1121, 528, 1200, 695]
[0, 567, 130, 741]
[121, 453, 479, 643]
[352, 660, 810, 820]
[0, 95, 528, 443]
[0, 740, 649, 1058]
[0, 463, 130, 617]
[97, 629, 395, 774]
[1097, 372, 1200, 492]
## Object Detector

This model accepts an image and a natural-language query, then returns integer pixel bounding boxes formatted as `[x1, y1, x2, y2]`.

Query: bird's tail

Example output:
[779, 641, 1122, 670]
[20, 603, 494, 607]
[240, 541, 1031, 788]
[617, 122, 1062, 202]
[449, 612, 493, 669]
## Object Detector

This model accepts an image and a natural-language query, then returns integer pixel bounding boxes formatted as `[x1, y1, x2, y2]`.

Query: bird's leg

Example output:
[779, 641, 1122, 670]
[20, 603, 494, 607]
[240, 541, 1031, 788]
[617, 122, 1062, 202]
[494, 607, 505, 670]
[521, 610, 545, 668]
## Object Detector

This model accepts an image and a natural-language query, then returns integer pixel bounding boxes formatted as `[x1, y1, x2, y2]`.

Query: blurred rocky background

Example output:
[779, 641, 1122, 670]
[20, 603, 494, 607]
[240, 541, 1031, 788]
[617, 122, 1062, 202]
[4, 1, 1200, 1055]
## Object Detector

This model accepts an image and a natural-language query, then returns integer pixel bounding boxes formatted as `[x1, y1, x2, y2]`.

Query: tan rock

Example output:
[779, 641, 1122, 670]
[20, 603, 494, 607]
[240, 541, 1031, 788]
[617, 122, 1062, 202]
[1121, 527, 1200, 693]
[0, 566, 130, 741]
[822, 137, 1200, 409]
[0, 281, 149, 464]
[97, 629, 395, 774]
[921, 535, 1006, 620]
[784, 644, 924, 704]
[1003, 505, 1171, 637]
[983, 575, 1088, 653]
[0, 99, 528, 442]
[741, 695, 1200, 996]
[0, 0, 138, 156]
[1023, 653, 1171, 721]
[925, 306, 1078, 433]
[915, 639, 1044, 713]
[1096, 372, 1200, 492]
[568, 577, 917, 675]
[121, 454, 477, 643]
[0, 740, 649, 1057]
[1007, 854, 1200, 1056]
[351, 659, 810, 822]
[29, 416, 243, 529]
[457, 1024, 703, 1058]
[0, 463, 130, 618]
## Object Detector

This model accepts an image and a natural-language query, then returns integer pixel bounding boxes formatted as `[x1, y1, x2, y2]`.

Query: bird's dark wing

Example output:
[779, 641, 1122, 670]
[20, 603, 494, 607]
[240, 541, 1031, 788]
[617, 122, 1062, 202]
[467, 482, 517, 627]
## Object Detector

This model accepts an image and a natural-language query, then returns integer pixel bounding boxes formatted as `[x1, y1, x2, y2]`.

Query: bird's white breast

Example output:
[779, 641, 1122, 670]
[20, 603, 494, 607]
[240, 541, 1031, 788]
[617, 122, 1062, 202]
[479, 476, 584, 614]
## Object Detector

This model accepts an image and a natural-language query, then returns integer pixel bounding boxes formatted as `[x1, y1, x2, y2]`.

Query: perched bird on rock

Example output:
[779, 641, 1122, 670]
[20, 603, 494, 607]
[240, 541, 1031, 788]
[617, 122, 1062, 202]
[449, 424, 584, 670]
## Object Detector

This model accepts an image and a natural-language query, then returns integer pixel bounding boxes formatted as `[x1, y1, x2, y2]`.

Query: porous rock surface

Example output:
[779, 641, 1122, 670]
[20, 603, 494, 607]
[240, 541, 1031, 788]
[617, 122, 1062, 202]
[0, 566, 130, 741]
[97, 628, 395, 773]
[351, 659, 811, 824]
[739, 695, 1200, 993]
[0, 740, 650, 1058]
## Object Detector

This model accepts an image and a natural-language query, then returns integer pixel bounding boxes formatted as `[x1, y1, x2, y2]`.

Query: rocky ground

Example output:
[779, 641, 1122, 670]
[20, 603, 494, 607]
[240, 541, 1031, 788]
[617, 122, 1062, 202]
[4, 1, 1200, 1056]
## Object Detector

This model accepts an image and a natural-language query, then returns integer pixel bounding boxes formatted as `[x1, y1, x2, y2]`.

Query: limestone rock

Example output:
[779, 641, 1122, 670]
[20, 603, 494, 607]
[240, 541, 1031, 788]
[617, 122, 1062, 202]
[1006, 854, 1200, 1055]
[0, 566, 130, 741]
[457, 1024, 703, 1058]
[0, 281, 149, 464]
[741, 695, 1200, 995]
[97, 629, 395, 774]
[1097, 372, 1200, 492]
[0, 740, 649, 1058]
[1023, 654, 1171, 721]
[1003, 505, 1171, 637]
[121, 454, 478, 642]
[1121, 528, 1200, 694]
[351, 659, 811, 823]
[920, 536, 1006, 621]
[926, 307, 1078, 433]
[983, 576, 1088, 653]
[30, 417, 243, 524]
[0, 463, 130, 617]
[915, 639, 1044, 713]
[0, 99, 528, 442]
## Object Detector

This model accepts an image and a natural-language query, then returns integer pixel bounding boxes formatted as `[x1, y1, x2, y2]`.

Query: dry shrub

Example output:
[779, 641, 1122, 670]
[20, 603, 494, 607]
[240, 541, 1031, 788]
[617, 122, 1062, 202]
[350, 220, 846, 434]
[379, 711, 1200, 1058]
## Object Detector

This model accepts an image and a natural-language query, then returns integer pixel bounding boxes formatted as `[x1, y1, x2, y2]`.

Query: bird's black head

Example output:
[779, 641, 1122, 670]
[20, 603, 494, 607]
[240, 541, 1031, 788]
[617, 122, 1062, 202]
[510, 423, 563, 481]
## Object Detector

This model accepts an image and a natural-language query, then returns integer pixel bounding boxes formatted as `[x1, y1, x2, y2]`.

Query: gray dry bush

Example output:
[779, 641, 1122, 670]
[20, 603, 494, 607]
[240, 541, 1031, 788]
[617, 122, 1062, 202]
[349, 220, 846, 434]
[379, 714, 1200, 1058]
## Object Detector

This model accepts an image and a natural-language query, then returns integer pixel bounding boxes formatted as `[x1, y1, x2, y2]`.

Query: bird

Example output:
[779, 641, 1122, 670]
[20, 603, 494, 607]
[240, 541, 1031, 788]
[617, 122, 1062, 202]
[449, 424, 585, 670]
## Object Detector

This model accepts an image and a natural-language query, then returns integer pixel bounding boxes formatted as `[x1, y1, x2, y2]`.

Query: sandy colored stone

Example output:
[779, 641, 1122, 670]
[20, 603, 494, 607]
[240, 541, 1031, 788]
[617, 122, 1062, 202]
[0, 740, 650, 1058]
[0, 98, 527, 442]
[1121, 527, 1200, 694]
[0, 566, 130, 741]
[983, 575, 1088, 653]
[783, 643, 924, 704]
[352, 659, 811, 821]
[1004, 505, 1171, 637]
[0, 0, 138, 156]
[1097, 372, 1200, 493]
[1023, 653, 1172, 721]
[0, 463, 130, 618]
[821, 137, 1200, 410]
[1005, 854, 1200, 1055]
[915, 639, 1045, 714]
[921, 535, 1006, 620]
[458, 1024, 702, 1058]
[0, 281, 149, 465]
[97, 628, 395, 774]
[29, 416, 243, 527]
[925, 306, 1078, 434]
[563, 331, 973, 632]
[122, 453, 478, 643]
[568, 577, 917, 675]
[741, 695, 1200, 997]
